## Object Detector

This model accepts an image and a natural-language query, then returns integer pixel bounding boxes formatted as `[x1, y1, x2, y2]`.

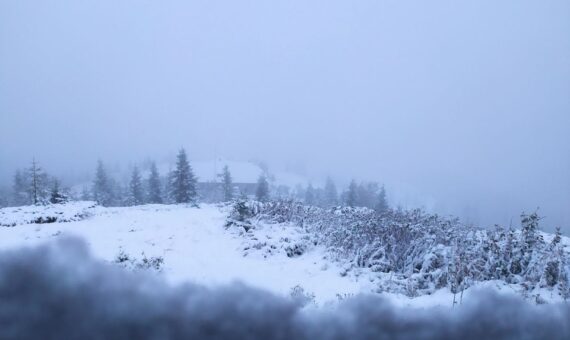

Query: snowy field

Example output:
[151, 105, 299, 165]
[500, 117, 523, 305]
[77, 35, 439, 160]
[0, 202, 565, 308]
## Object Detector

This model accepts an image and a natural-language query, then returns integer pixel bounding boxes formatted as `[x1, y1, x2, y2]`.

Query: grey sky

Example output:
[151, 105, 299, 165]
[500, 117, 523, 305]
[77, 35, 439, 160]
[1, 1, 569, 230]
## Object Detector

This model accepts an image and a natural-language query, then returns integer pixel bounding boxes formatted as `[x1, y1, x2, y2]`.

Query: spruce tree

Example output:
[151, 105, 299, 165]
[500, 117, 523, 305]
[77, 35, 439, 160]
[558, 238, 570, 301]
[147, 162, 162, 204]
[81, 186, 92, 201]
[93, 160, 114, 206]
[128, 166, 144, 206]
[305, 183, 315, 205]
[255, 174, 269, 202]
[345, 180, 358, 207]
[12, 170, 29, 206]
[219, 165, 234, 202]
[521, 211, 542, 273]
[170, 148, 198, 204]
[27, 158, 48, 205]
[543, 227, 563, 287]
[355, 182, 380, 209]
[0, 186, 9, 207]
[375, 185, 389, 213]
[323, 177, 338, 208]
[49, 178, 68, 204]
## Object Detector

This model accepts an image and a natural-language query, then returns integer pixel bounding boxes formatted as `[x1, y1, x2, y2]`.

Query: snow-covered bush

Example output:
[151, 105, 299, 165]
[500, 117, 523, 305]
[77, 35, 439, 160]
[114, 250, 164, 272]
[0, 201, 96, 227]
[228, 200, 570, 298]
[225, 199, 263, 231]
[289, 285, 316, 307]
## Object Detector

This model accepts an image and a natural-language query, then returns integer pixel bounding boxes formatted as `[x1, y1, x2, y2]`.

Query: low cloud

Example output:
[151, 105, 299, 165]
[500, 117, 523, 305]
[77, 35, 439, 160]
[0, 238, 568, 339]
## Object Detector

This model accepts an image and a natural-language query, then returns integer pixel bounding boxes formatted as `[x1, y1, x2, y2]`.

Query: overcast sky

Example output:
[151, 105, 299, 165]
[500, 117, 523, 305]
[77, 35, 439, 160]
[1, 0, 569, 230]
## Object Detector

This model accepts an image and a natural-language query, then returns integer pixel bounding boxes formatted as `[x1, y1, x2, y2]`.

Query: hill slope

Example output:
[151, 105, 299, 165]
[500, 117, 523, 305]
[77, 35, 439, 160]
[0, 202, 568, 307]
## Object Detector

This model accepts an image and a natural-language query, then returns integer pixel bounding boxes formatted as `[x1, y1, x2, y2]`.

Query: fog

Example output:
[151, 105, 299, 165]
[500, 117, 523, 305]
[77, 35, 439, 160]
[1, 237, 569, 339]
[1, 1, 569, 230]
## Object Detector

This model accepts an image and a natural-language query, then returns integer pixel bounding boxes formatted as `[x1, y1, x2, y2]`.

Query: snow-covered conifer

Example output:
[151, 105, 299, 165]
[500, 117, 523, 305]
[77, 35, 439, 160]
[12, 170, 29, 206]
[323, 177, 338, 207]
[147, 162, 162, 204]
[345, 180, 358, 207]
[92, 160, 114, 206]
[305, 183, 316, 205]
[375, 185, 389, 213]
[255, 175, 269, 202]
[128, 166, 144, 206]
[219, 165, 233, 202]
[27, 159, 49, 205]
[49, 178, 68, 204]
[170, 149, 198, 205]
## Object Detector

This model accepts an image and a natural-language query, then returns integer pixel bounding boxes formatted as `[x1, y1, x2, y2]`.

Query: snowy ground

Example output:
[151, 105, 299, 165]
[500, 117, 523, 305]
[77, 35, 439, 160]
[0, 202, 563, 308]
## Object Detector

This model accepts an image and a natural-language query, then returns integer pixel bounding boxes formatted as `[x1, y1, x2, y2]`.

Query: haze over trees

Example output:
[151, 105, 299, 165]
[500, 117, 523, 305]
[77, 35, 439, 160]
[12, 170, 28, 206]
[128, 166, 144, 206]
[323, 177, 338, 208]
[344, 180, 358, 207]
[219, 165, 234, 202]
[92, 160, 114, 207]
[2, 151, 570, 305]
[3, 150, 396, 212]
[147, 162, 162, 204]
[49, 178, 67, 204]
[255, 174, 270, 202]
[8, 159, 64, 207]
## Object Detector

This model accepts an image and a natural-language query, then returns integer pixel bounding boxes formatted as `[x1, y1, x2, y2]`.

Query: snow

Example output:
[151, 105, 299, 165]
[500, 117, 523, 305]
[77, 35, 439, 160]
[0, 203, 367, 305]
[0, 201, 97, 227]
[0, 202, 566, 308]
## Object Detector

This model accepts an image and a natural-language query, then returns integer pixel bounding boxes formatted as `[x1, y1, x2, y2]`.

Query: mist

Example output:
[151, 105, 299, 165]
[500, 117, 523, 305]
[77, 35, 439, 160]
[1, 0, 569, 230]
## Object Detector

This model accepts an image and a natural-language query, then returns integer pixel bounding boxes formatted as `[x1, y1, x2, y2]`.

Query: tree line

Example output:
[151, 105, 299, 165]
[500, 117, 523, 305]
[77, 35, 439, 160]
[2, 148, 389, 212]
[8, 158, 68, 206]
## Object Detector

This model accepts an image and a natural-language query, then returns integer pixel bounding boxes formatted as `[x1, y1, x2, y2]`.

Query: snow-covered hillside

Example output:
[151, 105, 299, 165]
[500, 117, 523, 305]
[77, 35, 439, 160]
[0, 203, 365, 305]
[0, 201, 96, 227]
[0, 202, 567, 307]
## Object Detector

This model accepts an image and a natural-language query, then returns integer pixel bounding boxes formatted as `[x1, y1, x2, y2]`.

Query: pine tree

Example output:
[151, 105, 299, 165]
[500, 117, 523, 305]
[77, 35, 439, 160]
[543, 227, 563, 287]
[117, 183, 130, 207]
[219, 165, 234, 202]
[27, 158, 48, 205]
[147, 162, 162, 204]
[355, 182, 373, 208]
[520, 211, 542, 273]
[81, 186, 92, 201]
[521, 211, 540, 252]
[93, 160, 114, 206]
[558, 240, 570, 301]
[549, 226, 562, 251]
[449, 243, 464, 306]
[294, 184, 306, 202]
[305, 183, 316, 205]
[375, 185, 389, 213]
[507, 227, 523, 276]
[255, 174, 269, 202]
[128, 166, 144, 206]
[345, 180, 358, 207]
[170, 148, 198, 204]
[49, 178, 68, 204]
[323, 177, 338, 207]
[12, 170, 29, 206]
[0, 186, 9, 207]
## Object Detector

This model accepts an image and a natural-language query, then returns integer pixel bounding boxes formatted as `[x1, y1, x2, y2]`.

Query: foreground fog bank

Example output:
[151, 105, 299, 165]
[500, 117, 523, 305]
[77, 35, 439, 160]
[1, 238, 568, 340]
[1, 0, 569, 231]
